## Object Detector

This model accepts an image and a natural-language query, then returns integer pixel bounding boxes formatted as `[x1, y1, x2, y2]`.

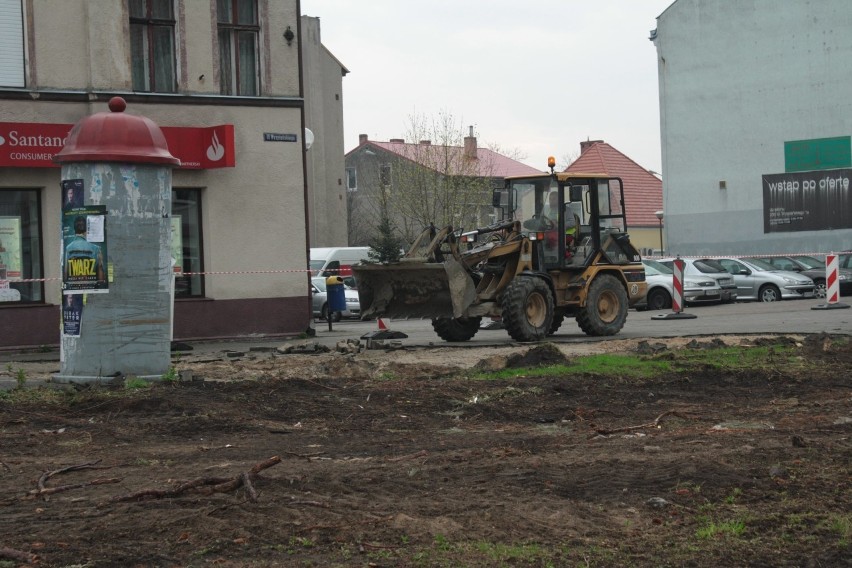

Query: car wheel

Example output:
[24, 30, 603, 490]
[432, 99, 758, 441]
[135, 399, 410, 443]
[320, 303, 329, 321]
[813, 279, 826, 299]
[647, 288, 672, 311]
[758, 284, 780, 302]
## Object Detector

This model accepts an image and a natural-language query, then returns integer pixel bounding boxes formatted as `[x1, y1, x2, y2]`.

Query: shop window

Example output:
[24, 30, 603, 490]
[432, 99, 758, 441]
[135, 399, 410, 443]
[345, 167, 357, 191]
[172, 189, 204, 298]
[0, 0, 25, 87]
[0, 190, 43, 303]
[129, 0, 177, 93]
[217, 0, 259, 96]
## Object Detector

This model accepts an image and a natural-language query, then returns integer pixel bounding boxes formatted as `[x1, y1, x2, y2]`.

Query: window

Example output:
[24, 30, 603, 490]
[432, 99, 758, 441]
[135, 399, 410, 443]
[0, 0, 25, 87]
[0, 190, 43, 303]
[172, 189, 204, 297]
[345, 168, 357, 191]
[217, 0, 259, 96]
[129, 0, 177, 93]
[380, 164, 392, 187]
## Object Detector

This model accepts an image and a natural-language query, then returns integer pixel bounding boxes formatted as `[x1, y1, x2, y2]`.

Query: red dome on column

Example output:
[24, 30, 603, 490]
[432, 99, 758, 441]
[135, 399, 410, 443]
[54, 97, 180, 166]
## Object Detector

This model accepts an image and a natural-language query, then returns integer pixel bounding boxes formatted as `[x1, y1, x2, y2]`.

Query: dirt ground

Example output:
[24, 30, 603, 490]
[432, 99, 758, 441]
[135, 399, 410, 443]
[1, 334, 850, 567]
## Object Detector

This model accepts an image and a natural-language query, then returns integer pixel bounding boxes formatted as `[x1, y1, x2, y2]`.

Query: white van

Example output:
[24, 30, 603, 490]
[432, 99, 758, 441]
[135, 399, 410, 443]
[309, 247, 370, 287]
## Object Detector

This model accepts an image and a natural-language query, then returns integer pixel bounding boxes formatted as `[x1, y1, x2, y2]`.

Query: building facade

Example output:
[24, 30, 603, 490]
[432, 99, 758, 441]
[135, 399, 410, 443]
[345, 133, 541, 246]
[0, 0, 312, 349]
[301, 15, 348, 248]
[653, 0, 852, 256]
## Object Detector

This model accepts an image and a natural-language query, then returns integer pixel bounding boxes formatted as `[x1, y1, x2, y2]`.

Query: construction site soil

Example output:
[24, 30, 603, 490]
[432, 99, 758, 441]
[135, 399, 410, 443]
[1, 334, 850, 567]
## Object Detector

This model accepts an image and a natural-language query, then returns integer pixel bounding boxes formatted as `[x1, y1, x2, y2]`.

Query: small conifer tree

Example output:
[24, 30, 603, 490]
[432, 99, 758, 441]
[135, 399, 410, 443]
[367, 210, 404, 263]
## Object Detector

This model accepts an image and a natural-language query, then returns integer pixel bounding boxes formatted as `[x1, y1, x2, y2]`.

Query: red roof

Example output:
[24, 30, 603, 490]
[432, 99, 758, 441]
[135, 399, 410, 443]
[353, 139, 542, 178]
[565, 141, 662, 227]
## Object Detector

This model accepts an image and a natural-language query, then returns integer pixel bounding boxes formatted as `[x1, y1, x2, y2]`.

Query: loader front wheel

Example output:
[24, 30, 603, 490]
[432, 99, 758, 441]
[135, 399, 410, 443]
[576, 274, 628, 336]
[432, 317, 482, 342]
[501, 277, 553, 342]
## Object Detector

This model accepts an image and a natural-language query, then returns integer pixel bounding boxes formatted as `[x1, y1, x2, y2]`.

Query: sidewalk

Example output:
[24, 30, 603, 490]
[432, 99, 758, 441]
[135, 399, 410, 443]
[0, 319, 377, 391]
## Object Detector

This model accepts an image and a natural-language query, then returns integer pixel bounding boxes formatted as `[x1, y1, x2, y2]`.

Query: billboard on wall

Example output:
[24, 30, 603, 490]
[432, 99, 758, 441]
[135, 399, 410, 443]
[0, 122, 235, 169]
[762, 169, 852, 233]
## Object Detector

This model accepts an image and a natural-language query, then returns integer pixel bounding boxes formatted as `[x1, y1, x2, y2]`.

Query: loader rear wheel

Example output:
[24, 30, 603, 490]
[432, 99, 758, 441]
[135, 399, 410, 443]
[432, 317, 481, 342]
[501, 277, 553, 342]
[576, 274, 628, 336]
[547, 311, 565, 336]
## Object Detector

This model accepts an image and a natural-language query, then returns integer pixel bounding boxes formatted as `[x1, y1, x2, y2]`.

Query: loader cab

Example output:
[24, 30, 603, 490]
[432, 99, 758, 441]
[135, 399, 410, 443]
[503, 173, 640, 270]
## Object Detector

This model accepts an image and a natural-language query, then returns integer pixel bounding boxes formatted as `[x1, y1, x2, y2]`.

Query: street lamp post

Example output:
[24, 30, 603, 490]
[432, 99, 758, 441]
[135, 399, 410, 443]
[654, 210, 664, 256]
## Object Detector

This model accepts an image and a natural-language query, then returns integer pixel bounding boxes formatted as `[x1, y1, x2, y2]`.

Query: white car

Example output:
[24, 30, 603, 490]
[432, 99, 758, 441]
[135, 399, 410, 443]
[658, 258, 738, 303]
[716, 257, 814, 301]
[637, 259, 724, 310]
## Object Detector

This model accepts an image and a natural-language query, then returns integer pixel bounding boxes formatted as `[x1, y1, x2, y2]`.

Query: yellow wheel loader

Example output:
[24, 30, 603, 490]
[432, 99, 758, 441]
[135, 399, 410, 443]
[353, 169, 647, 342]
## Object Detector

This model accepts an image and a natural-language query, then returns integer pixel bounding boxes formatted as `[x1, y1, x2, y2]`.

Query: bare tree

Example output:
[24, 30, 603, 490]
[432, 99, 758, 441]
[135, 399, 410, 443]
[386, 111, 498, 243]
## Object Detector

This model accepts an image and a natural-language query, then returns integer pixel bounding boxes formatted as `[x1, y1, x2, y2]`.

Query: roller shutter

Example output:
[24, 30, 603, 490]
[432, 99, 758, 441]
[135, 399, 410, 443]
[0, 0, 24, 87]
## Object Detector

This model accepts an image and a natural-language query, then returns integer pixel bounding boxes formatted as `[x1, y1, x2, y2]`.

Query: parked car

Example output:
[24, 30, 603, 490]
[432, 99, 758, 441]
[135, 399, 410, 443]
[658, 258, 738, 303]
[311, 277, 361, 321]
[748, 255, 852, 298]
[716, 257, 814, 301]
[636, 259, 724, 310]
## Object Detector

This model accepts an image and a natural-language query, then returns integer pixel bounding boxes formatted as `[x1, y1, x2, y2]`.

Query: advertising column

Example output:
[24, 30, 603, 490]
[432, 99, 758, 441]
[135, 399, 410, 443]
[53, 97, 180, 383]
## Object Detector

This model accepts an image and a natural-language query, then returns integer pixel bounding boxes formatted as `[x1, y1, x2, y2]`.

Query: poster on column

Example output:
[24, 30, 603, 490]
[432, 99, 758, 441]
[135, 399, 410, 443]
[62, 206, 109, 294]
[62, 294, 83, 336]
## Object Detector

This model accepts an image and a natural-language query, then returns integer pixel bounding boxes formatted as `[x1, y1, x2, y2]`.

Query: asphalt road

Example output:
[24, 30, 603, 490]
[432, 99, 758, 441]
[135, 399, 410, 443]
[2, 297, 849, 369]
[313, 296, 852, 348]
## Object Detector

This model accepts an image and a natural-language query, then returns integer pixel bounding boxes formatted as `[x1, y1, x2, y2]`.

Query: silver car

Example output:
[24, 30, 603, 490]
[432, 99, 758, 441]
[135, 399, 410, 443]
[311, 277, 361, 321]
[716, 257, 814, 301]
[658, 257, 738, 303]
[636, 259, 724, 310]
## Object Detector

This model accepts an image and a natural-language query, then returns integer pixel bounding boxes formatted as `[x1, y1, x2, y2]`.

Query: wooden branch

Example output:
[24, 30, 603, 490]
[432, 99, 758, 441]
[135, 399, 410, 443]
[594, 411, 688, 436]
[0, 547, 37, 564]
[108, 456, 281, 504]
[27, 477, 121, 499]
[37, 459, 105, 492]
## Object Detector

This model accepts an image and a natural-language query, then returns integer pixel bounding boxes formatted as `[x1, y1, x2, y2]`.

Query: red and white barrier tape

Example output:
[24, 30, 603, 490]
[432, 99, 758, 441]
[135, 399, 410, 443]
[2, 267, 351, 284]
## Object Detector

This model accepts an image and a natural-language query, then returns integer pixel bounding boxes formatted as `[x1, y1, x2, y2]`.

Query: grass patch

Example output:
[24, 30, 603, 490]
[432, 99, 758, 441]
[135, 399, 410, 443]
[695, 517, 747, 539]
[472, 344, 801, 381]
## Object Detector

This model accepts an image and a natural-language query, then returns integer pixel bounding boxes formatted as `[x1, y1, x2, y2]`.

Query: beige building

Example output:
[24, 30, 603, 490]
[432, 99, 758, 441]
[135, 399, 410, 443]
[0, 0, 318, 348]
[301, 15, 349, 248]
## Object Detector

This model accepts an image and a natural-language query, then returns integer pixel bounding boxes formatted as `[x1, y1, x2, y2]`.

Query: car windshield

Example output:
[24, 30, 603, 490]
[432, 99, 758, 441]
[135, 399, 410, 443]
[796, 256, 824, 269]
[743, 257, 776, 271]
[693, 259, 726, 274]
[312, 278, 327, 292]
[643, 259, 673, 276]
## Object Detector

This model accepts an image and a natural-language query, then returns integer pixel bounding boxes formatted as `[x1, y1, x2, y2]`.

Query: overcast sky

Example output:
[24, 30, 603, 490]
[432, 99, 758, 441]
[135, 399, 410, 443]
[301, 0, 674, 172]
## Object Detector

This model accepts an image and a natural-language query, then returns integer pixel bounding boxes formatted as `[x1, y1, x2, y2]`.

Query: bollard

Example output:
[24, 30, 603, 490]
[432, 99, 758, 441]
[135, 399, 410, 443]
[812, 254, 850, 310]
[652, 256, 698, 320]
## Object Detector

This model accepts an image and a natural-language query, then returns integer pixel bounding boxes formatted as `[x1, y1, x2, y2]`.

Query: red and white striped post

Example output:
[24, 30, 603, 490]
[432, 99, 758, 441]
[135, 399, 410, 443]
[652, 256, 697, 320]
[812, 253, 850, 311]
[671, 257, 685, 313]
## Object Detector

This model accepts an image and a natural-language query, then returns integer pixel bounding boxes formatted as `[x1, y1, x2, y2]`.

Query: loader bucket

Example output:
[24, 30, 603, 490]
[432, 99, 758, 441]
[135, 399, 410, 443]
[353, 257, 477, 320]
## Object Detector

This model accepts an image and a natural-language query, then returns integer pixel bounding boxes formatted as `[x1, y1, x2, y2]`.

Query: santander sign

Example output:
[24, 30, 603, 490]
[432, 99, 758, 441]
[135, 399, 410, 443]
[0, 122, 235, 169]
